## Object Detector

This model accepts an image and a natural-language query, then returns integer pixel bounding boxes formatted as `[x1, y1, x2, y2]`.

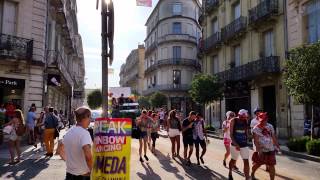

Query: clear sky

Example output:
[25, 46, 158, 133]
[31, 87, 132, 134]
[77, 0, 159, 89]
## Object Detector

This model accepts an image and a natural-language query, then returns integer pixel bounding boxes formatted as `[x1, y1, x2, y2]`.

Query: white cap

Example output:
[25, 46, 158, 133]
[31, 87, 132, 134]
[226, 111, 233, 119]
[238, 109, 248, 116]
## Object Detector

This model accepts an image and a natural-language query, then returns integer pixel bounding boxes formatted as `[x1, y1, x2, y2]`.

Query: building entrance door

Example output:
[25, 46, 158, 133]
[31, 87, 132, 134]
[263, 86, 277, 129]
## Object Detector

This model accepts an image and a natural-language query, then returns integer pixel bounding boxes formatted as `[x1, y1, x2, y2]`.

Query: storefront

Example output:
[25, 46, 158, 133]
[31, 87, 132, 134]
[0, 77, 25, 109]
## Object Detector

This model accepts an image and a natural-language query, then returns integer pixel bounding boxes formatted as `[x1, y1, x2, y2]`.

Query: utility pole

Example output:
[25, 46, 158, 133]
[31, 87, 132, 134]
[98, 0, 114, 117]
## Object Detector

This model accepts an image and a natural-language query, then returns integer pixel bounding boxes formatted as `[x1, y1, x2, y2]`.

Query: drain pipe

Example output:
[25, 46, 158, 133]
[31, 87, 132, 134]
[283, 0, 292, 138]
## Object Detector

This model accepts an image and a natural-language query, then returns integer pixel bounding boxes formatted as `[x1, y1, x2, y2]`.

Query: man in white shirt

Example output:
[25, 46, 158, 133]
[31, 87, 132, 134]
[60, 107, 93, 179]
[250, 107, 263, 151]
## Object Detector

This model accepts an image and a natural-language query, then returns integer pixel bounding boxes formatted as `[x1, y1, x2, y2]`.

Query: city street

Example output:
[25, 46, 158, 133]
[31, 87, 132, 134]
[1, 130, 320, 180]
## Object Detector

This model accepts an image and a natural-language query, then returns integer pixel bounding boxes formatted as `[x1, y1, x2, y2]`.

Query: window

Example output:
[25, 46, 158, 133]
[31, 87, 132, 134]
[306, 0, 320, 43]
[1, 1, 17, 35]
[233, 45, 241, 67]
[263, 30, 274, 57]
[233, 2, 241, 20]
[212, 55, 219, 74]
[173, 70, 181, 85]
[173, 46, 181, 59]
[173, 3, 182, 15]
[211, 18, 219, 35]
[172, 22, 182, 34]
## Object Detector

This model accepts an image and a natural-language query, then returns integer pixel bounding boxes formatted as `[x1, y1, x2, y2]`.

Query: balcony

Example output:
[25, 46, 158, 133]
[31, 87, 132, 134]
[205, 0, 220, 14]
[204, 32, 222, 53]
[221, 16, 247, 43]
[143, 84, 190, 95]
[145, 58, 201, 75]
[158, 34, 197, 45]
[47, 50, 73, 86]
[216, 56, 280, 82]
[249, 0, 279, 27]
[145, 41, 157, 57]
[0, 34, 33, 61]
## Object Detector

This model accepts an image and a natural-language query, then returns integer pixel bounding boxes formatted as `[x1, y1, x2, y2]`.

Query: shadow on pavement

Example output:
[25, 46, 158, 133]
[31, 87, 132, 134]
[137, 163, 162, 180]
[0, 158, 50, 179]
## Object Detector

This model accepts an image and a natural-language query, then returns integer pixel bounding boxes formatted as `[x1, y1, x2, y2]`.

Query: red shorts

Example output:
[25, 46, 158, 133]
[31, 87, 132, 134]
[224, 138, 231, 146]
[252, 151, 276, 166]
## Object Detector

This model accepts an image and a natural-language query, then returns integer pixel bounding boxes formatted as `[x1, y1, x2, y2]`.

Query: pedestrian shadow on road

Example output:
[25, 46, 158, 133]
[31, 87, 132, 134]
[137, 163, 162, 180]
[0, 158, 50, 179]
[173, 156, 228, 180]
[152, 149, 184, 180]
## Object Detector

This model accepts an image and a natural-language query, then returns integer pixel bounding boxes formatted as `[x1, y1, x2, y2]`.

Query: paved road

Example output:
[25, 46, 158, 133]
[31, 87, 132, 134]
[1, 129, 320, 180]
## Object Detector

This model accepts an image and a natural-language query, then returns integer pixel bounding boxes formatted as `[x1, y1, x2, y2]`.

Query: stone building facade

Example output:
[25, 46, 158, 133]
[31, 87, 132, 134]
[143, 0, 202, 116]
[0, 0, 85, 118]
[119, 45, 145, 95]
[199, 0, 289, 137]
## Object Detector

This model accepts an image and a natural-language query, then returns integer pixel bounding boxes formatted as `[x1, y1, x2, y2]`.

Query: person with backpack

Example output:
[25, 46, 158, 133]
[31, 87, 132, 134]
[3, 109, 25, 164]
[44, 107, 58, 157]
[193, 113, 207, 165]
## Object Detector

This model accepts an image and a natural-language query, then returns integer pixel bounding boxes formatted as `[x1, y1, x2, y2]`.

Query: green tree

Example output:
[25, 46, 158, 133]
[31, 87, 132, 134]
[138, 96, 151, 109]
[189, 74, 223, 105]
[284, 41, 320, 139]
[87, 89, 102, 109]
[150, 92, 167, 108]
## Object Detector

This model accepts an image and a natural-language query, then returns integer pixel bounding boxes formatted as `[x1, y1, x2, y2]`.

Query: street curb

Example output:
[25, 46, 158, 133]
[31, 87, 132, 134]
[206, 132, 320, 163]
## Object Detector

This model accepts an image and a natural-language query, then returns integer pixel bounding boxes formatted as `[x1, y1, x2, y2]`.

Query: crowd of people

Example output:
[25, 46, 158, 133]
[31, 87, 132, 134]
[1, 103, 281, 180]
[1, 103, 69, 164]
[134, 107, 280, 180]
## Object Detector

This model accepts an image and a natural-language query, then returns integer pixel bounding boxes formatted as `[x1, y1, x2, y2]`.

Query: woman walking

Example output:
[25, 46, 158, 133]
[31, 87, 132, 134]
[3, 109, 24, 164]
[137, 110, 152, 162]
[222, 111, 235, 167]
[35, 111, 45, 151]
[150, 113, 160, 155]
[167, 110, 181, 159]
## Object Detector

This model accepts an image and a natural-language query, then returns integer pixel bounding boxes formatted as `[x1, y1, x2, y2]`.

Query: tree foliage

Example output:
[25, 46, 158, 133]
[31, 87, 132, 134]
[87, 89, 102, 109]
[138, 96, 151, 109]
[150, 92, 167, 108]
[189, 74, 223, 105]
[284, 41, 320, 104]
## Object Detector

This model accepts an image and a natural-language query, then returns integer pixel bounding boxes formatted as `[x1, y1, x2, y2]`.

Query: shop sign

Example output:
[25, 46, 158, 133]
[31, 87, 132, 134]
[0, 77, 25, 89]
[48, 74, 61, 86]
[91, 118, 132, 180]
[73, 91, 83, 98]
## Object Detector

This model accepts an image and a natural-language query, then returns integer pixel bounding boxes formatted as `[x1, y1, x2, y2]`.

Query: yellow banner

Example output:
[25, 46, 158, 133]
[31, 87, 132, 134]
[91, 118, 132, 180]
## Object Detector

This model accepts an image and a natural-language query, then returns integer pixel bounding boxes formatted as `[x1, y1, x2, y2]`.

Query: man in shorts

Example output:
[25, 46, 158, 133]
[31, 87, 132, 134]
[251, 112, 280, 180]
[229, 109, 250, 180]
[182, 111, 196, 166]
[193, 113, 207, 165]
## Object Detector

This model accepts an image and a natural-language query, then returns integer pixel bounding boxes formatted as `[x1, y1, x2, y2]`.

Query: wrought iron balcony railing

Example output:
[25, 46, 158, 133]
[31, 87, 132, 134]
[205, 0, 220, 14]
[143, 84, 190, 95]
[249, 0, 279, 26]
[204, 32, 222, 53]
[145, 58, 201, 75]
[216, 56, 280, 82]
[221, 16, 247, 43]
[47, 50, 73, 86]
[158, 34, 197, 45]
[0, 33, 33, 60]
[145, 41, 157, 57]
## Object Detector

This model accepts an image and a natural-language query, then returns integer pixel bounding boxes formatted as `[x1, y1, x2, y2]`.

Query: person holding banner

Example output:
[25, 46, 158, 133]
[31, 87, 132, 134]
[59, 107, 93, 180]
[137, 110, 152, 162]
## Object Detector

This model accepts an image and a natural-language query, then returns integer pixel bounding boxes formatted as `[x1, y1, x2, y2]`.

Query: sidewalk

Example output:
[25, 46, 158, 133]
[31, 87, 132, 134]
[206, 130, 320, 163]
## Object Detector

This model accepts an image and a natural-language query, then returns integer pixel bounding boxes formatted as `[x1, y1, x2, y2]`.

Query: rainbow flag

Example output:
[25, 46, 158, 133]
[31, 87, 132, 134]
[91, 118, 132, 179]
[136, 0, 152, 7]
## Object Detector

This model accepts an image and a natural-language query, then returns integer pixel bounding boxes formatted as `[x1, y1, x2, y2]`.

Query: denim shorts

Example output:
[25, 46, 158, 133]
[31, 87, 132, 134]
[140, 131, 148, 139]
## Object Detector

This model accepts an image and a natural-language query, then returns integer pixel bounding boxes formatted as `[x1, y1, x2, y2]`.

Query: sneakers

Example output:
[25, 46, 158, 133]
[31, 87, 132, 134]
[223, 160, 227, 167]
[144, 155, 149, 161]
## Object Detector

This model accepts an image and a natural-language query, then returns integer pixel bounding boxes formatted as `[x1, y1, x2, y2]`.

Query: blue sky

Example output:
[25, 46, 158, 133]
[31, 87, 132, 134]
[77, 0, 159, 89]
